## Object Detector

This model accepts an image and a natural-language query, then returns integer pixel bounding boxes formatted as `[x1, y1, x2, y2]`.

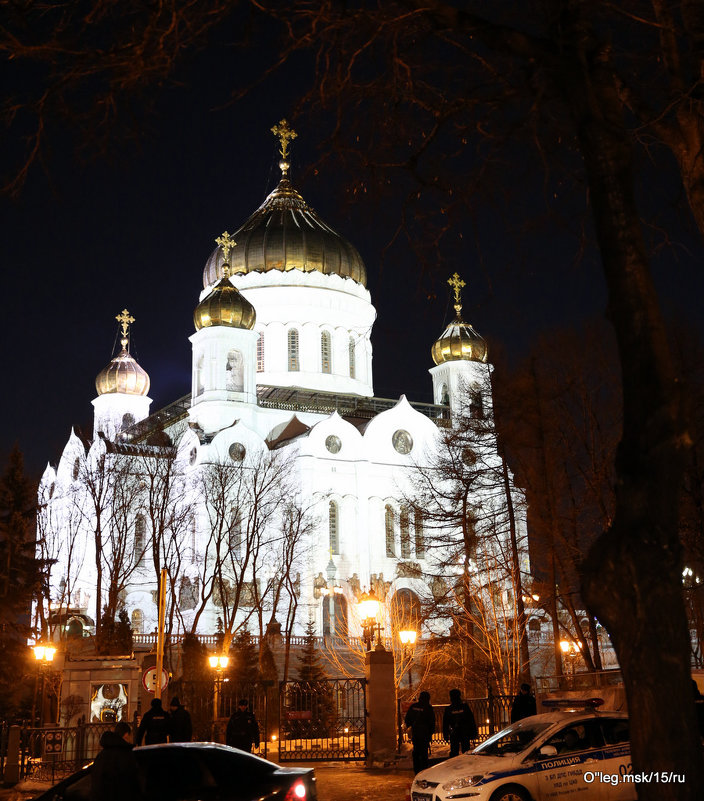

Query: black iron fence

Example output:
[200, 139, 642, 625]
[18, 719, 114, 782]
[278, 678, 366, 761]
[398, 693, 514, 750]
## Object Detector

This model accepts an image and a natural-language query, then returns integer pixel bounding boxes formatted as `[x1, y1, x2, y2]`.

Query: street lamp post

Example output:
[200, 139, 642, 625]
[208, 654, 229, 739]
[33, 644, 57, 727]
[357, 590, 383, 651]
[559, 640, 582, 684]
[398, 629, 417, 691]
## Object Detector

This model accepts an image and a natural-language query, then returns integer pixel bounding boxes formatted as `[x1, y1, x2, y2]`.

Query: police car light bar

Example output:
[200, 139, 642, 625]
[542, 697, 604, 709]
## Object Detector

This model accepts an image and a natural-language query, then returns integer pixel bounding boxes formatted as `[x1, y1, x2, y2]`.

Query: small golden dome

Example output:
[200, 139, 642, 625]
[431, 319, 488, 365]
[96, 348, 150, 396]
[431, 272, 488, 364]
[96, 310, 150, 396]
[194, 272, 256, 331]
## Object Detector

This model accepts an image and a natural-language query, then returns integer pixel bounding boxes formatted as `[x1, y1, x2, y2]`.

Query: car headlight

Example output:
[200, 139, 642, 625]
[442, 775, 485, 791]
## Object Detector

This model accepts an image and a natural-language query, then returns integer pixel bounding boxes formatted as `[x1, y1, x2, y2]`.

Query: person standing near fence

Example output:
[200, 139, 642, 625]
[226, 699, 260, 752]
[443, 689, 478, 757]
[90, 721, 143, 801]
[404, 691, 435, 774]
[510, 683, 537, 723]
[169, 696, 193, 742]
[136, 697, 171, 745]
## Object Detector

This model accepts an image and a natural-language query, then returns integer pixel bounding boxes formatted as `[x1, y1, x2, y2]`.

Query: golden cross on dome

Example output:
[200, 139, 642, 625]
[115, 308, 135, 350]
[271, 119, 297, 160]
[448, 272, 466, 317]
[215, 231, 236, 264]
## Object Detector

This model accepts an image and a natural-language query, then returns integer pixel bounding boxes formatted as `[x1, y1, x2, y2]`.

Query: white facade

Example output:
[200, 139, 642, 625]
[38, 159, 527, 648]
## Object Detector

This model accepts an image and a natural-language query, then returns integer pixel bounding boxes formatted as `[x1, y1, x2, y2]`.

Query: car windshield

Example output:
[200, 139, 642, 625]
[474, 720, 553, 756]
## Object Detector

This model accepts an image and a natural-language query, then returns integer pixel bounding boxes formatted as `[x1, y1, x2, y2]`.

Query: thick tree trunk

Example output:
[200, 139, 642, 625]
[563, 20, 704, 800]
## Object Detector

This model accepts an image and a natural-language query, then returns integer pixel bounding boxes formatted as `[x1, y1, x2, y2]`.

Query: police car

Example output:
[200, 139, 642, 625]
[411, 700, 635, 801]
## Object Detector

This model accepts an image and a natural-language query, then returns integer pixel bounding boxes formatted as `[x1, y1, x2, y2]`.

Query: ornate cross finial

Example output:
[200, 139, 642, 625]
[115, 309, 135, 350]
[271, 118, 297, 160]
[448, 272, 466, 317]
[215, 231, 236, 265]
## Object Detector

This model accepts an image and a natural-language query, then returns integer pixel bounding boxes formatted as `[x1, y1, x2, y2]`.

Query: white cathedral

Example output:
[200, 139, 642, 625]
[37, 122, 527, 649]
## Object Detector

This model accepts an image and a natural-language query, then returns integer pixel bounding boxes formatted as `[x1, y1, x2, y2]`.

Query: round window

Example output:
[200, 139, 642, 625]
[392, 429, 413, 454]
[325, 435, 342, 454]
[229, 442, 246, 462]
[189, 447, 197, 466]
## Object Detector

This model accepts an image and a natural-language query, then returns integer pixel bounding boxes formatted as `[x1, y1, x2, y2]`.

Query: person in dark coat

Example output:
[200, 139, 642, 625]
[443, 688, 478, 757]
[226, 699, 260, 752]
[90, 721, 143, 801]
[404, 690, 435, 774]
[692, 679, 704, 739]
[169, 696, 193, 742]
[510, 683, 537, 723]
[136, 697, 171, 745]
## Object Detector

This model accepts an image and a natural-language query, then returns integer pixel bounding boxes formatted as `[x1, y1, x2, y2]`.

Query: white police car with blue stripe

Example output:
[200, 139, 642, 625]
[411, 701, 634, 801]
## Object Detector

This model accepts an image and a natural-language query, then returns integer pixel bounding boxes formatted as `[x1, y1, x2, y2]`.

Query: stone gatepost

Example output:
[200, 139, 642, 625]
[365, 646, 396, 765]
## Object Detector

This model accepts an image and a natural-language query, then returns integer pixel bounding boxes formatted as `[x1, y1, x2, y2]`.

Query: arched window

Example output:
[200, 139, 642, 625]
[225, 349, 243, 391]
[321, 331, 332, 373]
[72, 457, 80, 481]
[469, 390, 484, 419]
[195, 354, 205, 397]
[440, 384, 449, 405]
[414, 509, 425, 559]
[323, 594, 348, 638]
[189, 517, 197, 564]
[229, 508, 242, 557]
[256, 332, 265, 372]
[385, 505, 396, 557]
[391, 588, 422, 629]
[134, 514, 146, 565]
[400, 506, 411, 559]
[348, 336, 356, 379]
[121, 412, 135, 431]
[329, 501, 339, 555]
[131, 609, 143, 634]
[288, 329, 299, 371]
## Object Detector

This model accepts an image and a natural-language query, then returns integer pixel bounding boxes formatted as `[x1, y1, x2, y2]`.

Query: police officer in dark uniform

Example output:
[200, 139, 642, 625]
[510, 683, 537, 723]
[443, 688, 478, 756]
[136, 697, 171, 745]
[404, 691, 435, 773]
[226, 698, 260, 752]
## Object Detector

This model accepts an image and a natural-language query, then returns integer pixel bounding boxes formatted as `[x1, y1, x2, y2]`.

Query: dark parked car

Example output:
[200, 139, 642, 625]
[34, 742, 317, 801]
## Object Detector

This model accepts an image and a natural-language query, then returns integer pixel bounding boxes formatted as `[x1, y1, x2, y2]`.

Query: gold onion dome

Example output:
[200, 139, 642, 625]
[96, 310, 150, 396]
[194, 263, 256, 331]
[431, 273, 488, 365]
[202, 120, 366, 288]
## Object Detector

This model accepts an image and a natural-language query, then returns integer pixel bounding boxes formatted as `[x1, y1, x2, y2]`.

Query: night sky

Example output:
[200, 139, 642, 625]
[2, 19, 704, 479]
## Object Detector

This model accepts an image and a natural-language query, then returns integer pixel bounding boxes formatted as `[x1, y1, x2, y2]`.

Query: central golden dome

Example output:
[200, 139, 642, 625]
[202, 174, 367, 288]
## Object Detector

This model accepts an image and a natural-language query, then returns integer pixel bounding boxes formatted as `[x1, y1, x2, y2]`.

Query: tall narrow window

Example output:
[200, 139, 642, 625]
[400, 506, 411, 559]
[190, 517, 197, 564]
[131, 609, 143, 634]
[288, 329, 299, 371]
[195, 355, 204, 396]
[134, 514, 146, 566]
[321, 331, 332, 374]
[385, 505, 396, 557]
[256, 332, 265, 372]
[348, 336, 356, 379]
[229, 508, 242, 557]
[329, 501, 339, 554]
[470, 390, 484, 419]
[414, 509, 425, 559]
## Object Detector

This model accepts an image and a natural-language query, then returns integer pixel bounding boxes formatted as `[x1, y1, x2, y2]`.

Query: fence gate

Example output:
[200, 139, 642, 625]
[279, 678, 366, 761]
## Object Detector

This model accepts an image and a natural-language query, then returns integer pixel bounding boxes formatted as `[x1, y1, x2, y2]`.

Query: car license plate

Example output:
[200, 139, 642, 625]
[412, 793, 433, 801]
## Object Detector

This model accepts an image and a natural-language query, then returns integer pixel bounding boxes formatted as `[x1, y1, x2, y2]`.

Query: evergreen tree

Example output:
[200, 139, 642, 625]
[293, 620, 334, 737]
[229, 628, 261, 689]
[97, 608, 133, 655]
[0, 445, 46, 719]
[295, 620, 328, 684]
